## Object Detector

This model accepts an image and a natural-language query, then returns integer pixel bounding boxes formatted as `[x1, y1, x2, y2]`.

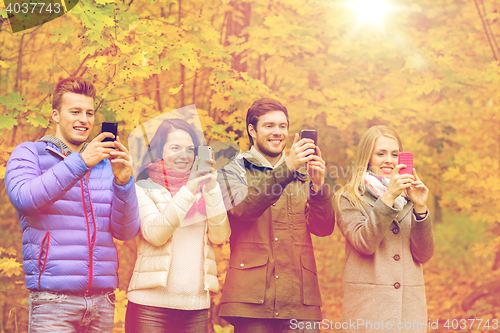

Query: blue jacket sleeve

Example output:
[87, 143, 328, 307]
[5, 143, 89, 215]
[110, 176, 140, 241]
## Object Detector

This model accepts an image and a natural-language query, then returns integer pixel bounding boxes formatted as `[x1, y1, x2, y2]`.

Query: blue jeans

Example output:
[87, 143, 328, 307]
[125, 301, 208, 333]
[231, 317, 320, 333]
[28, 290, 115, 333]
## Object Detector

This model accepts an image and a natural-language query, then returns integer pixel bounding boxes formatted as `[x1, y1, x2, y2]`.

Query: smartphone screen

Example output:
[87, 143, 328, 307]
[300, 129, 317, 155]
[398, 152, 413, 175]
[101, 122, 118, 143]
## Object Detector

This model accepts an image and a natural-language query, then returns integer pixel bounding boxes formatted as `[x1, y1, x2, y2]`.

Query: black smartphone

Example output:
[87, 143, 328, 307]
[101, 122, 118, 143]
[195, 146, 213, 172]
[300, 129, 317, 155]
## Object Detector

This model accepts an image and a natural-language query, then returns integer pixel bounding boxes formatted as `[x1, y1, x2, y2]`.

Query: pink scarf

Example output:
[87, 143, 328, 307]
[145, 159, 206, 217]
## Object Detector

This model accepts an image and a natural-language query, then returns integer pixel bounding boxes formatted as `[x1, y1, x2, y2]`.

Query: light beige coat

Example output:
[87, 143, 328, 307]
[337, 191, 434, 333]
[128, 179, 230, 299]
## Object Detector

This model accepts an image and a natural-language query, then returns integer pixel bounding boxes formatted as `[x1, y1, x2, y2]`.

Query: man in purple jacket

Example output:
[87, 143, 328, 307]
[5, 77, 140, 332]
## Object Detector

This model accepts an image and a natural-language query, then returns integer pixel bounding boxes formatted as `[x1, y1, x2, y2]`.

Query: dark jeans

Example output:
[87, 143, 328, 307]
[125, 301, 208, 333]
[231, 317, 320, 333]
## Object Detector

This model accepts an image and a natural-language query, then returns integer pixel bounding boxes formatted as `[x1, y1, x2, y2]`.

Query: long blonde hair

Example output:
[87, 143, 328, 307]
[336, 125, 403, 212]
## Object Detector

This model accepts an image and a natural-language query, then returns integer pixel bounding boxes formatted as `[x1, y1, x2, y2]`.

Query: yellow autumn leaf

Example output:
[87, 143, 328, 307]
[169, 84, 184, 95]
[0, 258, 23, 278]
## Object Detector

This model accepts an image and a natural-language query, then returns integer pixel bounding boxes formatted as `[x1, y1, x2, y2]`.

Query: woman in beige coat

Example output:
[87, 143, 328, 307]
[125, 119, 230, 333]
[336, 125, 434, 333]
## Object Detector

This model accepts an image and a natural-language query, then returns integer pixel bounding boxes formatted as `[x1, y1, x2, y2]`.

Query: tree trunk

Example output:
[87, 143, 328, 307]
[15, 35, 24, 94]
[433, 195, 442, 223]
[225, 1, 251, 72]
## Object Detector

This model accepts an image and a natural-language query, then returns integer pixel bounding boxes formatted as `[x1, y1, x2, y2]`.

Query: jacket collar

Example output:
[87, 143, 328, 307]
[38, 135, 89, 157]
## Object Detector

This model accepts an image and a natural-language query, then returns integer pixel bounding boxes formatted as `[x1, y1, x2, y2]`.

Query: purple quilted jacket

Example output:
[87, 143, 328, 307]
[5, 140, 140, 293]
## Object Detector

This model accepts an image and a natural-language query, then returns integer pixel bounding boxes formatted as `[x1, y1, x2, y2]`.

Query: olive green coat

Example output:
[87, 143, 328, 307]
[218, 152, 334, 321]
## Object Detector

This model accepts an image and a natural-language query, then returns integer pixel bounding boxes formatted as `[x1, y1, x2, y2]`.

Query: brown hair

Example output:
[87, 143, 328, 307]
[52, 77, 96, 111]
[138, 118, 201, 180]
[246, 98, 289, 146]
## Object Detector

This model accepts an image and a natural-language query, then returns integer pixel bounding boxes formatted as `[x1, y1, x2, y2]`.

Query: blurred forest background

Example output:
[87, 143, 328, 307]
[1, 0, 500, 332]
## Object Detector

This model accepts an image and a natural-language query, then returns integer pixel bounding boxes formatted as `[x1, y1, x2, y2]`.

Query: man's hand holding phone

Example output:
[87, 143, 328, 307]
[80, 132, 116, 168]
[286, 133, 316, 172]
[308, 146, 326, 192]
[109, 136, 134, 186]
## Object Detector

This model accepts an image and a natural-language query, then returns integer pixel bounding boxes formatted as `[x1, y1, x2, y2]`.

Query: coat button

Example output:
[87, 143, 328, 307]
[275, 237, 278, 241]
[394, 282, 401, 289]
[275, 312, 279, 317]
[240, 263, 244, 267]
[393, 254, 400, 261]
[272, 203, 276, 206]
[259, 300, 263, 303]
[275, 275, 279, 279]
[392, 228, 399, 234]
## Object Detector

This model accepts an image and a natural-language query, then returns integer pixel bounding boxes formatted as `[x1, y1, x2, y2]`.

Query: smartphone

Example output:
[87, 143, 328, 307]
[398, 152, 413, 175]
[195, 146, 213, 172]
[101, 122, 118, 143]
[300, 129, 317, 155]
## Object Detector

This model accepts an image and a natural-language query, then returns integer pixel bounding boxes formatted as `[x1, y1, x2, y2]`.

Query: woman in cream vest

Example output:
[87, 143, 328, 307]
[125, 118, 230, 332]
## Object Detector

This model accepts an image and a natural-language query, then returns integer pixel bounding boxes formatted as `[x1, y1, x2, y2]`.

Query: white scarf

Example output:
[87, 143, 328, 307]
[250, 146, 287, 169]
[364, 171, 406, 210]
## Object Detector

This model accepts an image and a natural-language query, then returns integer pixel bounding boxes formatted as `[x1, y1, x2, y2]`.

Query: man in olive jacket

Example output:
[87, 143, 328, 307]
[218, 98, 335, 332]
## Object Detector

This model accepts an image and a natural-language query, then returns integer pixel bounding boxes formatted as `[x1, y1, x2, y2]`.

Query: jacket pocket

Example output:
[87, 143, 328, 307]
[221, 253, 269, 304]
[37, 232, 50, 289]
[301, 254, 322, 306]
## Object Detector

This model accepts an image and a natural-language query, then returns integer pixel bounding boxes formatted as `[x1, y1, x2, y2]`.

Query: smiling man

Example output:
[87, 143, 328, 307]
[218, 98, 335, 333]
[5, 77, 140, 333]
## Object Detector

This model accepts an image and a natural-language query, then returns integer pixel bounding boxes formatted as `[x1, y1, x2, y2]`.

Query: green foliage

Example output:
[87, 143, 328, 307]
[0, 113, 18, 131]
[0, 92, 28, 112]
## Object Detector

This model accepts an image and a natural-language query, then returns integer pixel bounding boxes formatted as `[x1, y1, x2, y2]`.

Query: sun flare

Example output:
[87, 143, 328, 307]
[347, 0, 394, 26]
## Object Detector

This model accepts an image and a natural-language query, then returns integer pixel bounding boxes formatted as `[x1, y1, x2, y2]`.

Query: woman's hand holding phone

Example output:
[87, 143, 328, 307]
[381, 165, 429, 211]
[407, 169, 429, 213]
[203, 158, 218, 192]
[186, 157, 216, 194]
[381, 164, 414, 208]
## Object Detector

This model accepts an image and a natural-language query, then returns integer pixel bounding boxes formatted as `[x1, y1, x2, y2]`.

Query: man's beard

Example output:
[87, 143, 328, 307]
[254, 136, 286, 158]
